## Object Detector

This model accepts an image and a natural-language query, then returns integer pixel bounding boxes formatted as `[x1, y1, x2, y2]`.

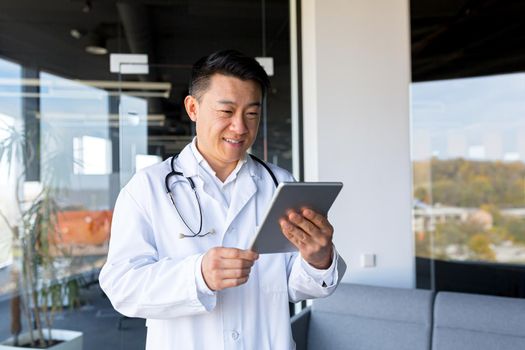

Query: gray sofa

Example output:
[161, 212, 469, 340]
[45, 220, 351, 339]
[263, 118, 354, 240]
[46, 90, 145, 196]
[291, 283, 525, 350]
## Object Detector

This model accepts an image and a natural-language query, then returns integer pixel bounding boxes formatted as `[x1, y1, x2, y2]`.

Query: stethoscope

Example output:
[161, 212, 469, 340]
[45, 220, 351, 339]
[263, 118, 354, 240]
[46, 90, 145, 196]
[165, 153, 278, 238]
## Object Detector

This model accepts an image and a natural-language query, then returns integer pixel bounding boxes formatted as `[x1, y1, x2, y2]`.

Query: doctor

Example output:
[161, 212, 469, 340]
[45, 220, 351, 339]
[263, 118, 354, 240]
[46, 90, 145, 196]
[99, 49, 346, 350]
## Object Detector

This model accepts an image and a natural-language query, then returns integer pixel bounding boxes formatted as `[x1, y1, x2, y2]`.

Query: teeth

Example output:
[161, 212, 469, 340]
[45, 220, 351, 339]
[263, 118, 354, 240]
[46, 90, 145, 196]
[225, 138, 242, 144]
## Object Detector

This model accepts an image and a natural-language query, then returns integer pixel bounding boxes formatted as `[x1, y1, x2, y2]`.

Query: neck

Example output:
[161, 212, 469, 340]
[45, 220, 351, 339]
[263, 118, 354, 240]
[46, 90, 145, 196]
[206, 157, 237, 182]
[194, 141, 240, 182]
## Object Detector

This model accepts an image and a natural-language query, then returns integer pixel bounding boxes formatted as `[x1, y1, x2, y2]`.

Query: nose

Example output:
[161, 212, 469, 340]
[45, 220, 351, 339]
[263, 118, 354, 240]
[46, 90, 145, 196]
[230, 112, 248, 135]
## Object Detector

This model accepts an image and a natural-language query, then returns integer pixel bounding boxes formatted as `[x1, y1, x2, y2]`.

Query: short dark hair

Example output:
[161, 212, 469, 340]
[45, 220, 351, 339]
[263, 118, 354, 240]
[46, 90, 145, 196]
[189, 49, 270, 100]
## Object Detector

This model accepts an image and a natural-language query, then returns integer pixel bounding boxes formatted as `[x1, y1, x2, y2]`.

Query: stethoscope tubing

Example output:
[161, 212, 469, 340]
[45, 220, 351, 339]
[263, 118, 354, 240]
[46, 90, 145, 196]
[165, 153, 278, 238]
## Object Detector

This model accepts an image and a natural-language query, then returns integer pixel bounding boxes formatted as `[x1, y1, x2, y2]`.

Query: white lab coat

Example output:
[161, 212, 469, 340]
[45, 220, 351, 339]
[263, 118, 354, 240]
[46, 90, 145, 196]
[99, 143, 346, 350]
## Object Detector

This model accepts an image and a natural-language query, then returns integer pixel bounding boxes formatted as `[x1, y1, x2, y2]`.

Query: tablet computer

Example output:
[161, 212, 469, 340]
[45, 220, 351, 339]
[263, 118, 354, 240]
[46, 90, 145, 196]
[249, 182, 343, 254]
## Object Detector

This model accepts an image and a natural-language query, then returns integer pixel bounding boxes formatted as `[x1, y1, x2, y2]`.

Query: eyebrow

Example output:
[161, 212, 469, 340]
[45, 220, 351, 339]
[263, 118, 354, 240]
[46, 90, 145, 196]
[216, 100, 261, 107]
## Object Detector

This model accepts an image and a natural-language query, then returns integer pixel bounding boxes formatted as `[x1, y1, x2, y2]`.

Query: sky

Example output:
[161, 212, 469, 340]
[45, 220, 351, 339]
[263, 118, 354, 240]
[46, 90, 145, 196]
[0, 57, 21, 120]
[411, 72, 525, 162]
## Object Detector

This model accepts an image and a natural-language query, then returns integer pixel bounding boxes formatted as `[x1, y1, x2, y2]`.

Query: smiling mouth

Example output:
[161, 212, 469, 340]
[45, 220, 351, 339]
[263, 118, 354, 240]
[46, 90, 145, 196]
[223, 138, 244, 144]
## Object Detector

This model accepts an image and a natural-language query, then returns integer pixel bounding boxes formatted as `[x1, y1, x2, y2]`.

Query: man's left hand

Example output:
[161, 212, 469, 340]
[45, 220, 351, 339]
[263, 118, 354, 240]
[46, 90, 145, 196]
[279, 208, 334, 269]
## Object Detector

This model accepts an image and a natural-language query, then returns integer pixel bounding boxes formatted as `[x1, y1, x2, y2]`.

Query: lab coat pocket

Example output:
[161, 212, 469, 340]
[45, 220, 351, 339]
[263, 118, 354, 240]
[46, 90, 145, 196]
[257, 254, 288, 293]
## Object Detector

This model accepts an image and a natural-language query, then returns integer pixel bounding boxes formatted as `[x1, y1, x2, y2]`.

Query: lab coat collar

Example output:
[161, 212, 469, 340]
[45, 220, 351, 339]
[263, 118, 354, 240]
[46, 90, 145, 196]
[190, 137, 247, 186]
[176, 140, 264, 229]
[176, 138, 257, 182]
[174, 141, 200, 179]
[224, 160, 257, 229]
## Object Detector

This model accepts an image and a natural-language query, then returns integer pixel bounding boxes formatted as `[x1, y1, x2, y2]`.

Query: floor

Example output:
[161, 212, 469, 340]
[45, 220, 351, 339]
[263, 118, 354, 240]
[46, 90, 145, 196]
[0, 281, 147, 350]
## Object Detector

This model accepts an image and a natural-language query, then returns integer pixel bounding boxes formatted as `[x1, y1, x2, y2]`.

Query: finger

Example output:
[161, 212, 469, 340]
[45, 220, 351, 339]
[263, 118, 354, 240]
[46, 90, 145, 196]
[301, 208, 333, 234]
[297, 209, 334, 248]
[237, 249, 259, 261]
[219, 268, 251, 279]
[219, 247, 259, 261]
[288, 211, 321, 239]
[280, 219, 308, 248]
[288, 220, 312, 244]
[221, 277, 249, 289]
[219, 258, 255, 269]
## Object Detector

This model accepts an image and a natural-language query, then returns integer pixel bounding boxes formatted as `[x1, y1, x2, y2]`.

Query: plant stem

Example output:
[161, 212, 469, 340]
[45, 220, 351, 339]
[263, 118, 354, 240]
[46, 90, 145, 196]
[23, 224, 45, 347]
[18, 230, 35, 347]
[10, 295, 21, 345]
[29, 259, 45, 346]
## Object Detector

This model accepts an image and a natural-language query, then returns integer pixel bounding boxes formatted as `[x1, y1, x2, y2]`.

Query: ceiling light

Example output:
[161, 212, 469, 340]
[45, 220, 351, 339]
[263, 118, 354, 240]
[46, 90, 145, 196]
[85, 33, 108, 55]
[86, 45, 108, 55]
[70, 29, 84, 39]
[0, 78, 172, 99]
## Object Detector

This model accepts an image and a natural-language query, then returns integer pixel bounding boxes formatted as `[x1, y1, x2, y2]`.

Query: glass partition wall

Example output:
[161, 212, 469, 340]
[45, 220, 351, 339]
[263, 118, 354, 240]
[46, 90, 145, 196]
[0, 1, 293, 348]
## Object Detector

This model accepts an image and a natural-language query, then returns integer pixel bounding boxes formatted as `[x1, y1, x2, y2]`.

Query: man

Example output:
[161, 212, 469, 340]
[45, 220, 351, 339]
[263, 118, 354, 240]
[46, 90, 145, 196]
[99, 50, 346, 350]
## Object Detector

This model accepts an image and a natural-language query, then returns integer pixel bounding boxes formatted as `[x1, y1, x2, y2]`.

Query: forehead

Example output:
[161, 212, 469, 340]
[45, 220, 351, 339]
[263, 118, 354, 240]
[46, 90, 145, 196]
[203, 74, 262, 101]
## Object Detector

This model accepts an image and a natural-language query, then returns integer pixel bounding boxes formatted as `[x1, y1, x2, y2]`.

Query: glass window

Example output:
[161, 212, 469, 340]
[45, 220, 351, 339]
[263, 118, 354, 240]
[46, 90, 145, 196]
[413, 73, 525, 263]
[411, 1, 525, 297]
[73, 136, 112, 175]
[0, 57, 21, 271]
[0, 0, 293, 347]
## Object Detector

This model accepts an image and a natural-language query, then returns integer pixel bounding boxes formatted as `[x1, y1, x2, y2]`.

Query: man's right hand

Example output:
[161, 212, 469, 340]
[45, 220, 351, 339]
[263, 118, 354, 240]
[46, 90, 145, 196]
[201, 247, 259, 291]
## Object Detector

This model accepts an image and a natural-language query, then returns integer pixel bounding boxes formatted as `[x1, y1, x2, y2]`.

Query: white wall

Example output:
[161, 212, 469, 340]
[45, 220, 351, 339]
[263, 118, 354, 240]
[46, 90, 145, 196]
[301, 0, 414, 287]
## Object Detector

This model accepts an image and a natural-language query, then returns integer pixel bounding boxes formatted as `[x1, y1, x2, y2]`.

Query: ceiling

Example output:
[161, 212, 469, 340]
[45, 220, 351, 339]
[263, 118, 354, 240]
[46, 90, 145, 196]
[0, 0, 291, 157]
[2, 0, 523, 90]
[411, 0, 525, 81]
[0, 0, 289, 79]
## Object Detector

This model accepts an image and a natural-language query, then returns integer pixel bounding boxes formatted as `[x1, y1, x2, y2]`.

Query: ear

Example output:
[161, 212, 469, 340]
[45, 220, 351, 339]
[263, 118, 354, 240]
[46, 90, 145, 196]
[184, 95, 199, 122]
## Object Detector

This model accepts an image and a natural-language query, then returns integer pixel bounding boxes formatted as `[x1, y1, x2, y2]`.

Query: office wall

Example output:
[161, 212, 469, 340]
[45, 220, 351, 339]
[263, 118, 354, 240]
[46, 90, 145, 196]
[301, 0, 413, 287]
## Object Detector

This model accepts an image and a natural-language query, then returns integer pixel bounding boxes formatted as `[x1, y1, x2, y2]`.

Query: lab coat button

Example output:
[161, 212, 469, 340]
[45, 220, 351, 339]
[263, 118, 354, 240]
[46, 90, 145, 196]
[231, 331, 239, 340]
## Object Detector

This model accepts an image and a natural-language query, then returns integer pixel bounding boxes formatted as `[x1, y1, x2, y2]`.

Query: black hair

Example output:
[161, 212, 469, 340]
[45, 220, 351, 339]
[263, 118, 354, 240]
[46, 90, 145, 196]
[188, 49, 270, 100]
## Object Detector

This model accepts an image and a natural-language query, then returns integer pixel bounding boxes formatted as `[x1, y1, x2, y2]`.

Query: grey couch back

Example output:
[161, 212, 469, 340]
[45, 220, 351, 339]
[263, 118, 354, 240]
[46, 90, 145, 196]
[433, 292, 525, 350]
[307, 283, 434, 350]
[302, 283, 525, 350]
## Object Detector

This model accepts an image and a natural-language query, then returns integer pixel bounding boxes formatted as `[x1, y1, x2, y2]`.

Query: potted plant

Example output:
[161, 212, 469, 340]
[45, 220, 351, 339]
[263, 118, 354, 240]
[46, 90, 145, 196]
[0, 120, 83, 349]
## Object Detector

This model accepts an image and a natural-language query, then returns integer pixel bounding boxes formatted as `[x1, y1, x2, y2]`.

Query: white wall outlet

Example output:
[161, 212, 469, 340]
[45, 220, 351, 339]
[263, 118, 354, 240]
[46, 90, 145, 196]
[360, 253, 376, 268]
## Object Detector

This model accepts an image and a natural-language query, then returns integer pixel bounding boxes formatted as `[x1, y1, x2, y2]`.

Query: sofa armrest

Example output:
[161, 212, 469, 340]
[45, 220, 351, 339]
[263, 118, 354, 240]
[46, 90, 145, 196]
[291, 307, 311, 350]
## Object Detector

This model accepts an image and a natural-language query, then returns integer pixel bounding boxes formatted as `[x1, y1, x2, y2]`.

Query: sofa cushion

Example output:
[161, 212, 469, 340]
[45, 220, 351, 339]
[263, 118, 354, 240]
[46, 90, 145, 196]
[307, 283, 434, 350]
[433, 292, 525, 350]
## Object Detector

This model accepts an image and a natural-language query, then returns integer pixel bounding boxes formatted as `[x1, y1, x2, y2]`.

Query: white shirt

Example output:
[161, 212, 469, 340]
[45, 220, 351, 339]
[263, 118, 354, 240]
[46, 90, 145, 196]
[99, 141, 346, 350]
[190, 139, 246, 208]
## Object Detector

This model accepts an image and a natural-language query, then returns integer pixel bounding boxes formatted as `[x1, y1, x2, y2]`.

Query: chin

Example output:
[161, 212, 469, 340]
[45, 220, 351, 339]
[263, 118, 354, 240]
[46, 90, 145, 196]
[223, 150, 246, 161]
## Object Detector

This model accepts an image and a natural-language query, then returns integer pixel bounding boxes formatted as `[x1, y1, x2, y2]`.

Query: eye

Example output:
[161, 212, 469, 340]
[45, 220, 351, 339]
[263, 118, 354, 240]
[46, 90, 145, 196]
[246, 112, 260, 119]
[218, 110, 233, 116]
